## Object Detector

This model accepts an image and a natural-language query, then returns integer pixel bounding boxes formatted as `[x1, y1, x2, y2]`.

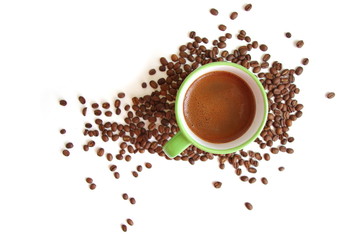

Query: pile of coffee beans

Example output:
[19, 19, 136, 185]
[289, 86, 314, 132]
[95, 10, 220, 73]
[60, 3, 309, 223]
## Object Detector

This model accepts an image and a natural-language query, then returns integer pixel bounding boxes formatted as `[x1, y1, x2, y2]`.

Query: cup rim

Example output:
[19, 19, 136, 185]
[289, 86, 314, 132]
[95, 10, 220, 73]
[175, 62, 268, 154]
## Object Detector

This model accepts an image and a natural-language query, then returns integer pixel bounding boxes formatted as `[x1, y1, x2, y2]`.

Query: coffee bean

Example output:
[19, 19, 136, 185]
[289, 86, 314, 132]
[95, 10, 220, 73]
[59, 100, 67, 106]
[213, 181, 222, 188]
[132, 171, 138, 178]
[230, 12, 238, 20]
[270, 148, 279, 154]
[244, 4, 252, 11]
[326, 92, 335, 99]
[285, 32, 292, 38]
[261, 177, 268, 185]
[136, 165, 143, 172]
[89, 183, 96, 190]
[82, 107, 87, 116]
[60, 129, 66, 134]
[78, 96, 86, 104]
[259, 44, 268, 51]
[114, 172, 120, 179]
[296, 40, 304, 48]
[122, 193, 129, 200]
[125, 155, 132, 161]
[62, 149, 70, 157]
[117, 92, 125, 98]
[109, 165, 117, 171]
[295, 66, 303, 75]
[218, 24, 227, 31]
[97, 148, 104, 157]
[244, 202, 253, 210]
[286, 148, 294, 154]
[129, 197, 136, 204]
[149, 69, 156, 75]
[126, 218, 134, 226]
[141, 82, 147, 88]
[278, 167, 285, 171]
[210, 8, 218, 16]
[248, 177, 256, 184]
[145, 162, 152, 169]
[302, 58, 309, 65]
[248, 167, 257, 173]
[263, 153, 270, 161]
[240, 176, 249, 182]
[85, 177, 93, 183]
[121, 224, 127, 232]
[65, 142, 73, 149]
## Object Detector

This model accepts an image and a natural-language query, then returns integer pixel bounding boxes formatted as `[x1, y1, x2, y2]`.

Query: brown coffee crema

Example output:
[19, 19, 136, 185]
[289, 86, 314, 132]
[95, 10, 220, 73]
[183, 71, 256, 143]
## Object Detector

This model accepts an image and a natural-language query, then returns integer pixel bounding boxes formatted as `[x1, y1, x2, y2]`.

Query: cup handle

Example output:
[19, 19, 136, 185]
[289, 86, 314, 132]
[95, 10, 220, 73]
[163, 131, 191, 158]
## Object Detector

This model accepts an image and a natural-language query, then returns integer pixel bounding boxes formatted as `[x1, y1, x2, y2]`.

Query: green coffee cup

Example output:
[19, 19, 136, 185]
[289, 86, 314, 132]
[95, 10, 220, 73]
[163, 62, 268, 158]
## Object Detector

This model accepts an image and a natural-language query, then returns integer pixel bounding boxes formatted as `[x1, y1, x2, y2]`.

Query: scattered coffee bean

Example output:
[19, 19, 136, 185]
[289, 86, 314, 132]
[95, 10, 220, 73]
[218, 24, 227, 31]
[62, 149, 70, 157]
[121, 224, 127, 232]
[126, 218, 134, 226]
[278, 167, 285, 171]
[89, 183, 96, 190]
[78, 96, 86, 104]
[85, 178, 93, 184]
[65, 142, 73, 149]
[230, 12, 238, 20]
[210, 8, 219, 16]
[302, 58, 309, 65]
[261, 177, 268, 185]
[129, 197, 136, 204]
[122, 193, 129, 200]
[59, 99, 67, 106]
[245, 202, 253, 210]
[97, 148, 104, 157]
[259, 44, 268, 51]
[326, 92, 335, 99]
[109, 165, 117, 171]
[136, 165, 143, 172]
[117, 92, 125, 98]
[244, 4, 252, 11]
[82, 107, 87, 116]
[248, 177, 256, 184]
[145, 162, 152, 169]
[213, 181, 222, 188]
[296, 40, 304, 48]
[60, 129, 66, 134]
[141, 82, 147, 88]
[149, 69, 156, 75]
[132, 171, 138, 178]
[285, 32, 292, 38]
[114, 172, 120, 179]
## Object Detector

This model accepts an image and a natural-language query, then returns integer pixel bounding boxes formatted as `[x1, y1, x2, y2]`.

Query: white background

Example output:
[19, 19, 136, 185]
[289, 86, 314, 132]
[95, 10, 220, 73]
[1, 0, 361, 239]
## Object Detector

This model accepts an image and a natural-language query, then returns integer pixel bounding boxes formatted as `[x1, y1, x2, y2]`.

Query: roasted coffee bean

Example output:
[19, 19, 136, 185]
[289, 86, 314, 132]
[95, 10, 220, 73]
[261, 177, 268, 185]
[296, 40, 304, 48]
[302, 58, 309, 65]
[230, 12, 238, 20]
[65, 142, 73, 149]
[286, 148, 294, 154]
[78, 96, 86, 104]
[60, 129, 66, 134]
[125, 155, 132, 161]
[85, 177, 93, 183]
[248, 177, 256, 184]
[132, 171, 138, 177]
[145, 162, 152, 169]
[89, 183, 96, 190]
[245, 202, 253, 210]
[97, 148, 104, 157]
[117, 92, 125, 98]
[129, 197, 136, 204]
[62, 149, 70, 157]
[141, 82, 147, 88]
[136, 165, 143, 172]
[122, 193, 129, 200]
[240, 176, 249, 182]
[295, 66, 303, 75]
[114, 172, 120, 179]
[126, 219, 134, 226]
[244, 4, 252, 11]
[285, 32, 292, 38]
[109, 165, 117, 171]
[213, 181, 222, 188]
[218, 24, 227, 31]
[264, 153, 270, 161]
[149, 69, 156, 75]
[326, 92, 335, 99]
[270, 148, 279, 154]
[59, 100, 67, 106]
[278, 166, 285, 171]
[259, 44, 268, 51]
[121, 224, 127, 232]
[210, 8, 219, 16]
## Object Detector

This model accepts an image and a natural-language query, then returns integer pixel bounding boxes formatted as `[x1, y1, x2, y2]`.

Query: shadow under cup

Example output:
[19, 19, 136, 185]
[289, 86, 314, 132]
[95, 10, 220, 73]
[163, 62, 268, 157]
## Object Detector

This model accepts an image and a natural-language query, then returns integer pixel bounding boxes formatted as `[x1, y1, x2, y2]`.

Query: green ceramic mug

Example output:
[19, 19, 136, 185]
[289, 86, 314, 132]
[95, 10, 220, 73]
[163, 62, 268, 158]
